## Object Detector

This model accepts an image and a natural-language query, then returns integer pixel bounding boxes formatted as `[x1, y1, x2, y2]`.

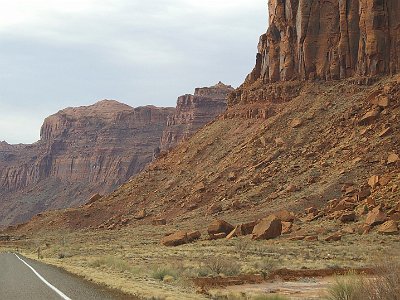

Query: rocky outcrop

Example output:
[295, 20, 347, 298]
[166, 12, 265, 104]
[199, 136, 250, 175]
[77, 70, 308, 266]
[160, 82, 233, 151]
[0, 100, 174, 225]
[246, 0, 400, 84]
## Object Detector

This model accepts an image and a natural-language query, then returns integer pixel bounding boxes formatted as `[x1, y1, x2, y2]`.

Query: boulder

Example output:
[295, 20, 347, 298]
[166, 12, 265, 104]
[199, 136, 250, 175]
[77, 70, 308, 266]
[368, 175, 380, 189]
[325, 233, 342, 242]
[339, 211, 356, 223]
[290, 118, 303, 128]
[134, 209, 147, 220]
[281, 222, 293, 234]
[161, 231, 188, 247]
[187, 230, 201, 242]
[377, 220, 399, 235]
[358, 109, 381, 125]
[208, 203, 223, 215]
[365, 206, 387, 227]
[208, 220, 235, 235]
[387, 153, 399, 165]
[152, 218, 167, 226]
[252, 215, 282, 240]
[240, 221, 258, 235]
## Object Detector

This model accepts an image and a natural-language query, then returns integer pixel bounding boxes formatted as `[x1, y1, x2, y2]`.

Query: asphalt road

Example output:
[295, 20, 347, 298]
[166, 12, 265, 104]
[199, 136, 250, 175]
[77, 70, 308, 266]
[0, 252, 136, 300]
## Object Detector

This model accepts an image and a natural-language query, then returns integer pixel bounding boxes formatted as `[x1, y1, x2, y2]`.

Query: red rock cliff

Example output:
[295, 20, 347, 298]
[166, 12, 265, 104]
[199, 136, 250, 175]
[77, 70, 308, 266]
[160, 82, 234, 151]
[247, 0, 400, 83]
[0, 100, 174, 225]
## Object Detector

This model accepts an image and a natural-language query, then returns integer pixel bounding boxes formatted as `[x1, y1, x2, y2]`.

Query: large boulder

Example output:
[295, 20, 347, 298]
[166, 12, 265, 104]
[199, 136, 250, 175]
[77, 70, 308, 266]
[208, 220, 235, 235]
[161, 231, 188, 247]
[252, 215, 282, 240]
[274, 210, 296, 222]
[377, 221, 399, 235]
[365, 206, 387, 226]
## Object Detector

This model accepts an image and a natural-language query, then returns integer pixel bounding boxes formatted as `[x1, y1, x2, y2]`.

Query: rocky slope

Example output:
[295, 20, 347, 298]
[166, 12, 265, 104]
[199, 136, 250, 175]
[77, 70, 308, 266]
[6, 0, 400, 237]
[160, 82, 233, 151]
[0, 100, 175, 225]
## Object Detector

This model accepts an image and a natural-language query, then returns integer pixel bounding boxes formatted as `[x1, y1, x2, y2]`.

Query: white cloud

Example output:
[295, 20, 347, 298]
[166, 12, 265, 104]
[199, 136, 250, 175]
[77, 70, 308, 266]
[0, 0, 267, 143]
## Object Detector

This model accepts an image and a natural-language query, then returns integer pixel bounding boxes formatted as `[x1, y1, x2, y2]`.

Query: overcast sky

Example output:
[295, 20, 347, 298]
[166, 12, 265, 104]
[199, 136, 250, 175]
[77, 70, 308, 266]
[0, 0, 267, 144]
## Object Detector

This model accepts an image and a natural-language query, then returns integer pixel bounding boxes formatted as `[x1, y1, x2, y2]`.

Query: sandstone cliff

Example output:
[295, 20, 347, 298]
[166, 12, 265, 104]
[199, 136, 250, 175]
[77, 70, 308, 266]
[0, 100, 175, 225]
[247, 0, 400, 84]
[160, 82, 234, 151]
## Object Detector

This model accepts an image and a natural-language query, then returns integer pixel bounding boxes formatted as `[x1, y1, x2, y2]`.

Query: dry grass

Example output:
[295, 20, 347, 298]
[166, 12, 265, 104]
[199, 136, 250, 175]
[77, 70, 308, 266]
[2, 221, 400, 299]
[325, 261, 400, 300]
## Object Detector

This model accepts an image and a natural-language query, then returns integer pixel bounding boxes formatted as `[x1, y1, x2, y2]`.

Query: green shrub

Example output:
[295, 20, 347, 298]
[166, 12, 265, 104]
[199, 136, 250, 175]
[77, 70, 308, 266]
[151, 266, 179, 281]
[204, 256, 241, 276]
[325, 273, 363, 300]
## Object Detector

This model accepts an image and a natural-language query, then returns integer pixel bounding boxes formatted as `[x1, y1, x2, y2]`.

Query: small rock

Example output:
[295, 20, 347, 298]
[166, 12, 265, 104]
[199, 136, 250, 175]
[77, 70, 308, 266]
[194, 182, 206, 193]
[152, 218, 167, 226]
[208, 203, 223, 215]
[134, 209, 146, 220]
[275, 138, 285, 147]
[290, 118, 303, 128]
[387, 153, 399, 165]
[228, 172, 237, 181]
[304, 235, 318, 241]
[368, 175, 380, 189]
[379, 127, 392, 137]
[325, 233, 342, 242]
[358, 108, 381, 125]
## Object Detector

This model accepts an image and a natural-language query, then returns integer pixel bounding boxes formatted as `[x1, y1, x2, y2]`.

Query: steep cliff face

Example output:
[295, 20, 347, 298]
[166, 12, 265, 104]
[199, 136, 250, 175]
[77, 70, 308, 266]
[0, 100, 175, 225]
[247, 0, 400, 84]
[160, 82, 234, 151]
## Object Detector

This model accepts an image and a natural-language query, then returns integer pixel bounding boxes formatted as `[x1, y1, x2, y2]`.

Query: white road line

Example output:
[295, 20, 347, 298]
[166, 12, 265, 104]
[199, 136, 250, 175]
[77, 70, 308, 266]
[14, 254, 72, 300]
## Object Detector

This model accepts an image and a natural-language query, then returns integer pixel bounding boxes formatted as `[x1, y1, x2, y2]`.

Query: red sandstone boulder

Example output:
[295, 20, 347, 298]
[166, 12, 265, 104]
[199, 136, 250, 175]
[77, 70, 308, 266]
[208, 220, 235, 236]
[208, 203, 223, 215]
[339, 211, 356, 223]
[252, 215, 282, 240]
[377, 221, 399, 235]
[187, 230, 201, 242]
[152, 218, 167, 226]
[161, 231, 188, 246]
[275, 210, 296, 222]
[365, 206, 387, 226]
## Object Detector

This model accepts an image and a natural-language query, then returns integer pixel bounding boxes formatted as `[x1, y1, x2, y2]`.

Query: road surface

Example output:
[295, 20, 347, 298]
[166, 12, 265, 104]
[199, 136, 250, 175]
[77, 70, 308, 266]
[0, 252, 135, 299]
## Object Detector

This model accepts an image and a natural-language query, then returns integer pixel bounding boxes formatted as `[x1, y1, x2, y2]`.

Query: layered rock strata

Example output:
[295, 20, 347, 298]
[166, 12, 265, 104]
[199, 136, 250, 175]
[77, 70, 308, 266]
[247, 0, 400, 84]
[160, 82, 234, 151]
[0, 100, 175, 225]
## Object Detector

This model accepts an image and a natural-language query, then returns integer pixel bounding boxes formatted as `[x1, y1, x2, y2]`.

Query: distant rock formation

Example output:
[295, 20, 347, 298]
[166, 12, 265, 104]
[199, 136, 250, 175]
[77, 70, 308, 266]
[247, 0, 400, 83]
[0, 100, 175, 225]
[160, 82, 234, 151]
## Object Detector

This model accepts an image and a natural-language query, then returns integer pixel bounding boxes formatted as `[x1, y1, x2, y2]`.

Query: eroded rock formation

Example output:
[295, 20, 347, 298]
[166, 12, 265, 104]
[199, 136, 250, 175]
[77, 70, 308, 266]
[247, 0, 400, 83]
[0, 100, 175, 225]
[160, 82, 234, 151]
